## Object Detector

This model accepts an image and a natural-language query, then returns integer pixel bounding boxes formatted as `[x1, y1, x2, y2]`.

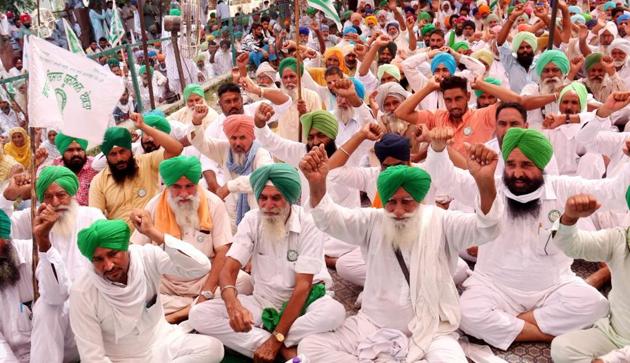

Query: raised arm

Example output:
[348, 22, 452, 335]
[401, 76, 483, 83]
[327, 123, 384, 170]
[359, 34, 392, 77]
[472, 77, 557, 110]
[131, 113, 183, 159]
[497, 4, 525, 46]
[253, 103, 306, 165]
[394, 76, 440, 123]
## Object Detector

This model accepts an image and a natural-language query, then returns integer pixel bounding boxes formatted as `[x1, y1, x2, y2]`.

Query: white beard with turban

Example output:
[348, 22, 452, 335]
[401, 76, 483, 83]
[335, 105, 355, 125]
[260, 205, 290, 243]
[51, 200, 79, 239]
[540, 76, 565, 95]
[382, 208, 421, 251]
[380, 112, 409, 136]
[167, 192, 201, 231]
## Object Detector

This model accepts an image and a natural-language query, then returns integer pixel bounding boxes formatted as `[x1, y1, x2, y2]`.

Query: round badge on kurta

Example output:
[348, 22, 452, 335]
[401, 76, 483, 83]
[197, 235, 205, 243]
[137, 188, 147, 197]
[548, 209, 561, 223]
[463, 126, 473, 136]
[287, 249, 299, 262]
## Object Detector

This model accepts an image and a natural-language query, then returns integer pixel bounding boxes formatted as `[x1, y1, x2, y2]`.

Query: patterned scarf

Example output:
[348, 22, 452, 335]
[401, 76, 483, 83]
[226, 141, 260, 225]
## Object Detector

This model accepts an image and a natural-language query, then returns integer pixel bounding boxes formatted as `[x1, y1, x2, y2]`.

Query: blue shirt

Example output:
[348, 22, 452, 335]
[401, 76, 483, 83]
[498, 43, 540, 94]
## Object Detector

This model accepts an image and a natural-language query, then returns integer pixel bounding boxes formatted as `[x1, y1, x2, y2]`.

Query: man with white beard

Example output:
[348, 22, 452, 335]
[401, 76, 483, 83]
[574, 53, 625, 103]
[298, 141, 502, 362]
[607, 39, 630, 91]
[189, 163, 345, 363]
[422, 127, 630, 350]
[188, 111, 273, 230]
[275, 57, 322, 142]
[0, 210, 32, 362]
[3, 166, 106, 363]
[131, 156, 252, 324]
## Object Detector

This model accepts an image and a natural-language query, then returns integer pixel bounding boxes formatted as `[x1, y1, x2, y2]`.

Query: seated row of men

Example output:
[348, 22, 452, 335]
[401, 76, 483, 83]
[1, 94, 629, 362]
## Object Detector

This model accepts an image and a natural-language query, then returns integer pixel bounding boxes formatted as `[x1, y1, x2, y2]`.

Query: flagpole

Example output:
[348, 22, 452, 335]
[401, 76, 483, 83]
[295, 0, 303, 143]
[1, 79, 39, 302]
[137, 0, 156, 109]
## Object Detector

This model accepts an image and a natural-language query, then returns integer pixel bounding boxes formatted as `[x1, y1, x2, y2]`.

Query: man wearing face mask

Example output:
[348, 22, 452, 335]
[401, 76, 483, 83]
[423, 127, 630, 351]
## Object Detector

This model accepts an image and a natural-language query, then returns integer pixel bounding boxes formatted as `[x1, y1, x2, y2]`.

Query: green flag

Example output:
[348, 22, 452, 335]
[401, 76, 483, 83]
[62, 19, 85, 55]
[307, 0, 342, 30]
[108, 0, 125, 47]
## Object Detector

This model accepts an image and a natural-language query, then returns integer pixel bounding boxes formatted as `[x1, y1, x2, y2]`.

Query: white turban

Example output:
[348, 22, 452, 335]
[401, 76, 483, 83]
[598, 21, 619, 38]
[608, 38, 630, 56]
[255, 62, 277, 82]
[375, 82, 410, 111]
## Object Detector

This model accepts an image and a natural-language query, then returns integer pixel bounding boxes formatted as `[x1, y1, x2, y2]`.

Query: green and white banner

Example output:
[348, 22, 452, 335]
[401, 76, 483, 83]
[27, 36, 124, 143]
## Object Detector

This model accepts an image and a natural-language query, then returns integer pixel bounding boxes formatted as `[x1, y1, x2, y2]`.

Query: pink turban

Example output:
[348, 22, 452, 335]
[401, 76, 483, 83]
[223, 115, 255, 140]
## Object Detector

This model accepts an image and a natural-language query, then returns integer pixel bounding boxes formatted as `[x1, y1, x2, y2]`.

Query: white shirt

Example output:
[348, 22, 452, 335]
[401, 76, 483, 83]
[310, 192, 502, 333]
[424, 148, 630, 292]
[227, 206, 332, 309]
[212, 50, 233, 76]
[0, 239, 33, 363]
[69, 236, 210, 362]
[10, 205, 105, 305]
[0, 109, 20, 135]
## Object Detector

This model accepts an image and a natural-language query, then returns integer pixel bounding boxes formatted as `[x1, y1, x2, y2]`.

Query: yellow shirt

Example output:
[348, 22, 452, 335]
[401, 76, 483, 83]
[88, 150, 164, 229]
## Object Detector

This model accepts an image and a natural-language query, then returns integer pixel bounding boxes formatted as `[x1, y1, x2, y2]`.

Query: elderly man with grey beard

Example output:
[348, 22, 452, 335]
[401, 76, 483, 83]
[131, 156, 252, 324]
[0, 210, 32, 363]
[298, 141, 502, 361]
[0, 166, 106, 363]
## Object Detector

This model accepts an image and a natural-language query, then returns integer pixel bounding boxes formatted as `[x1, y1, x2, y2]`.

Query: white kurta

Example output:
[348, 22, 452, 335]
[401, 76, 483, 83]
[69, 236, 223, 362]
[276, 89, 323, 142]
[299, 191, 502, 362]
[188, 125, 274, 229]
[424, 148, 628, 349]
[550, 223, 630, 363]
[189, 206, 344, 357]
[0, 239, 33, 363]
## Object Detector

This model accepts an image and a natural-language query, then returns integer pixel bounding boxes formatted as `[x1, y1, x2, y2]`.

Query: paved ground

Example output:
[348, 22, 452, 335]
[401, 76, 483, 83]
[221, 259, 608, 362]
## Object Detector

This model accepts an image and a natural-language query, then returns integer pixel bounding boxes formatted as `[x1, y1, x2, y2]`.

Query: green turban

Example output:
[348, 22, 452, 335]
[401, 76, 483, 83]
[169, 8, 181, 16]
[278, 57, 303, 77]
[626, 185, 630, 209]
[501, 128, 553, 170]
[421, 24, 436, 36]
[300, 110, 339, 141]
[107, 58, 120, 67]
[159, 156, 202, 186]
[77, 219, 130, 259]
[250, 163, 301, 204]
[0, 209, 10, 239]
[377, 165, 432, 204]
[306, 7, 317, 15]
[475, 77, 502, 97]
[143, 113, 171, 134]
[36, 166, 79, 201]
[55, 132, 88, 155]
[512, 31, 538, 53]
[584, 52, 603, 71]
[418, 11, 432, 21]
[452, 41, 470, 52]
[377, 64, 401, 81]
[183, 83, 205, 102]
[536, 50, 570, 77]
[101, 127, 132, 155]
[559, 81, 588, 112]
[138, 65, 153, 75]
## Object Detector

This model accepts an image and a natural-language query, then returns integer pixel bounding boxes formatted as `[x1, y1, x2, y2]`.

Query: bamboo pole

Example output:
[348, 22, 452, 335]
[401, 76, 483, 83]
[547, 0, 560, 50]
[137, 0, 156, 109]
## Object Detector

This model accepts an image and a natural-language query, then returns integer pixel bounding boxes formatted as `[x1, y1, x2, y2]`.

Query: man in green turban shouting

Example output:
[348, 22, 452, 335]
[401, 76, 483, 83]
[130, 155, 252, 323]
[69, 214, 224, 362]
[89, 112, 183, 229]
[299, 142, 501, 362]
[423, 126, 630, 350]
[51, 132, 100, 206]
[5, 165, 106, 363]
[189, 163, 345, 363]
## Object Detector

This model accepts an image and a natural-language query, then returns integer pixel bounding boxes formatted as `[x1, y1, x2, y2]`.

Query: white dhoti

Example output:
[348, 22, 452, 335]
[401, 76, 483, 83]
[30, 301, 79, 363]
[156, 330, 224, 363]
[336, 247, 367, 287]
[459, 276, 609, 350]
[160, 270, 254, 314]
[189, 294, 345, 357]
[298, 312, 467, 362]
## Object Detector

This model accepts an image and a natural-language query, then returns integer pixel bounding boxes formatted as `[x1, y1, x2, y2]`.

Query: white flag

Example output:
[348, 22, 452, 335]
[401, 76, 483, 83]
[108, 0, 126, 47]
[62, 18, 85, 55]
[27, 36, 124, 144]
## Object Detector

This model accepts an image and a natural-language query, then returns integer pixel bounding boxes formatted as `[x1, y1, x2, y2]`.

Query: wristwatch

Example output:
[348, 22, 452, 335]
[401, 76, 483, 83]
[272, 330, 285, 343]
[200, 290, 215, 300]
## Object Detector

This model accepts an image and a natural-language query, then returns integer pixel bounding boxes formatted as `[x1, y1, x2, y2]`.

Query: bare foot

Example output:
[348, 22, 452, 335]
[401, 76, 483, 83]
[325, 255, 338, 269]
[586, 264, 611, 289]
